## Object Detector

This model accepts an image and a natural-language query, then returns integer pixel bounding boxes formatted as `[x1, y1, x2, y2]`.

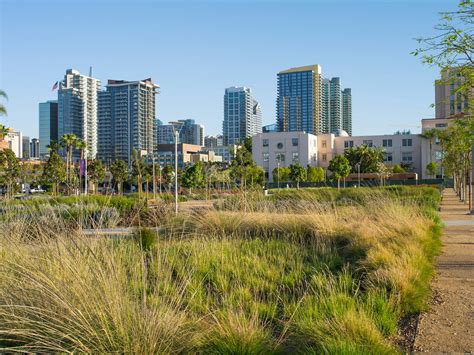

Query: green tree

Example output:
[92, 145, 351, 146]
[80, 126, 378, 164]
[110, 160, 129, 195]
[289, 163, 307, 189]
[344, 145, 384, 173]
[60, 133, 78, 189]
[0, 90, 7, 117]
[42, 150, 66, 195]
[131, 151, 146, 196]
[88, 159, 106, 194]
[426, 161, 438, 177]
[0, 124, 9, 141]
[421, 129, 438, 165]
[306, 165, 325, 182]
[245, 165, 265, 188]
[328, 154, 351, 190]
[181, 161, 204, 194]
[272, 166, 291, 183]
[392, 164, 406, 174]
[0, 149, 20, 198]
[229, 137, 257, 191]
[414, 1, 474, 204]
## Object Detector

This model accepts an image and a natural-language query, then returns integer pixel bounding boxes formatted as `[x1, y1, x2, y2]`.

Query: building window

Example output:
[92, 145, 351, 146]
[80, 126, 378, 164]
[262, 139, 269, 147]
[292, 138, 298, 146]
[384, 152, 393, 162]
[435, 151, 443, 161]
[292, 152, 299, 162]
[435, 123, 447, 128]
[344, 140, 354, 148]
[402, 152, 413, 162]
[276, 153, 285, 162]
[382, 139, 392, 147]
[277, 142, 284, 149]
[402, 138, 412, 147]
[322, 140, 327, 148]
[322, 154, 327, 162]
[363, 140, 373, 147]
[263, 152, 269, 162]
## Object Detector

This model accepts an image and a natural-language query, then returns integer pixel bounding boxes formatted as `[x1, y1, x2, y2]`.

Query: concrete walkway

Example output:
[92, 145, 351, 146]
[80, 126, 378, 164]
[414, 189, 474, 352]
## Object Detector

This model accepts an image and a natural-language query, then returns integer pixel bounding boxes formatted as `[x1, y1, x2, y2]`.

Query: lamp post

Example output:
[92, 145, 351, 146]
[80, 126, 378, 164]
[152, 155, 156, 200]
[356, 162, 361, 188]
[277, 159, 280, 189]
[159, 165, 163, 194]
[84, 150, 88, 196]
[170, 121, 184, 214]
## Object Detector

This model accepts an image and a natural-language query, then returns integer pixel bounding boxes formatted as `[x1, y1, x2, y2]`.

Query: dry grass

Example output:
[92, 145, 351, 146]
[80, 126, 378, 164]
[0, 187, 441, 353]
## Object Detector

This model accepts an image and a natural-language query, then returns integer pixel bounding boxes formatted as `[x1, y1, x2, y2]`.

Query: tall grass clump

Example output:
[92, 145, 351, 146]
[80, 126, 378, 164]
[0, 186, 442, 353]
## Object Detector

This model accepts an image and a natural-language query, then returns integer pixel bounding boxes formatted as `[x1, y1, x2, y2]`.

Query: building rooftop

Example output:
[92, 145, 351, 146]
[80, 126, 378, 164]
[279, 65, 322, 75]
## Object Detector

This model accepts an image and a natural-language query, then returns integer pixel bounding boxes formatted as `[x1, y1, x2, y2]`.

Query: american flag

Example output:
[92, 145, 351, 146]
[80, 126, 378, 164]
[51, 81, 59, 91]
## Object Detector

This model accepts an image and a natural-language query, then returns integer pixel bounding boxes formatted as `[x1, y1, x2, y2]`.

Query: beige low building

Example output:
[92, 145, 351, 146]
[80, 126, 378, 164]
[253, 129, 427, 182]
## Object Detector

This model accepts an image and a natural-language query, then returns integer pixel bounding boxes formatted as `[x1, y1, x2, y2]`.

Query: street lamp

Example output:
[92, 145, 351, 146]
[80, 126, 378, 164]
[355, 162, 361, 188]
[159, 165, 163, 195]
[277, 158, 280, 190]
[152, 155, 156, 200]
[169, 121, 184, 214]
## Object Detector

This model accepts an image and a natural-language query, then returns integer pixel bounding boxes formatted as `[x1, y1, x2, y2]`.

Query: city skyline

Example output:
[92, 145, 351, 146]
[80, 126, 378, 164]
[1, 0, 452, 138]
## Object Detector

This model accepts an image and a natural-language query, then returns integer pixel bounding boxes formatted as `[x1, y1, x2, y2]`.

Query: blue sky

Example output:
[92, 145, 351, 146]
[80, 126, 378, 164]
[0, 0, 455, 138]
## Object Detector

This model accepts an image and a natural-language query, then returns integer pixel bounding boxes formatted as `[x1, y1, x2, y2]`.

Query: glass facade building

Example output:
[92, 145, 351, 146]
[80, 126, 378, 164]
[276, 65, 323, 135]
[38, 100, 58, 157]
[342, 88, 352, 135]
[223, 87, 262, 146]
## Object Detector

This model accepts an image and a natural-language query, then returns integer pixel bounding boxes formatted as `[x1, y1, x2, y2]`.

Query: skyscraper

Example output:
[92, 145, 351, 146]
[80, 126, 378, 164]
[342, 88, 352, 135]
[38, 100, 58, 157]
[223, 87, 262, 146]
[97, 78, 159, 164]
[322, 77, 352, 135]
[276, 65, 323, 135]
[58, 69, 101, 158]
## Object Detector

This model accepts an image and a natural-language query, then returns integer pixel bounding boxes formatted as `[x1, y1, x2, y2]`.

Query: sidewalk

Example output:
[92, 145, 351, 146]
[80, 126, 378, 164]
[414, 188, 474, 352]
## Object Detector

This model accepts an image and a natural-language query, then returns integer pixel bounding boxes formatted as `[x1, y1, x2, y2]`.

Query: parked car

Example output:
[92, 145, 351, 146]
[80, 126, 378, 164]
[30, 187, 45, 193]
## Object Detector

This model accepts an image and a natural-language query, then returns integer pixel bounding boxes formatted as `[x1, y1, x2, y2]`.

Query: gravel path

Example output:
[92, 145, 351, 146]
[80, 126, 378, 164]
[414, 188, 474, 353]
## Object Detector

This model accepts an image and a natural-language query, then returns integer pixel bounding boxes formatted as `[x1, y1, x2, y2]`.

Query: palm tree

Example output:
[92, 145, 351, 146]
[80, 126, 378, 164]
[60, 133, 78, 187]
[75, 139, 87, 193]
[0, 124, 9, 140]
[47, 140, 59, 153]
[0, 90, 7, 116]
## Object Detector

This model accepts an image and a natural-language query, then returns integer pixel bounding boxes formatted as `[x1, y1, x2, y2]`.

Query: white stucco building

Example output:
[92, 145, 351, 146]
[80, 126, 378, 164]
[253, 129, 426, 181]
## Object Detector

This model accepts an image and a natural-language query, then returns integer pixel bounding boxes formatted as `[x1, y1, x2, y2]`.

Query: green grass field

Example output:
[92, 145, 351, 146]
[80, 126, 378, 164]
[0, 186, 442, 353]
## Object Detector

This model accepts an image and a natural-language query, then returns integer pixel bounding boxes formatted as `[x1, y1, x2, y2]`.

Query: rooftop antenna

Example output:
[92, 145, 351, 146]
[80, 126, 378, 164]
[89, 66, 93, 77]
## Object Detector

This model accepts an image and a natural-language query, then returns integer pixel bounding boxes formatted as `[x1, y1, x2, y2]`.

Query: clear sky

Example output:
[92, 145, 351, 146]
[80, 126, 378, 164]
[0, 0, 456, 138]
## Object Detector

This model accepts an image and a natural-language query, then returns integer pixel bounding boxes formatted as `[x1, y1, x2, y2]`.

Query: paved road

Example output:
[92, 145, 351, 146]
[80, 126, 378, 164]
[414, 189, 474, 352]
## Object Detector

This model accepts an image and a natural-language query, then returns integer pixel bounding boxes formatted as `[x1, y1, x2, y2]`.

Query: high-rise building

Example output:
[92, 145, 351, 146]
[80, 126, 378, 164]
[58, 69, 101, 159]
[30, 138, 40, 159]
[323, 77, 342, 133]
[342, 88, 352, 135]
[276, 65, 323, 135]
[38, 100, 58, 157]
[157, 119, 204, 146]
[3, 130, 22, 158]
[204, 134, 223, 148]
[22, 135, 30, 159]
[223, 87, 262, 145]
[435, 68, 472, 118]
[97, 78, 159, 164]
[322, 77, 352, 135]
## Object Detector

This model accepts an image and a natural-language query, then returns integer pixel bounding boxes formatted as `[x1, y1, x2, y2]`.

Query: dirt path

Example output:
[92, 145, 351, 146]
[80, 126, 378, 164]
[414, 188, 474, 353]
